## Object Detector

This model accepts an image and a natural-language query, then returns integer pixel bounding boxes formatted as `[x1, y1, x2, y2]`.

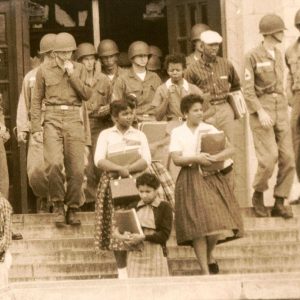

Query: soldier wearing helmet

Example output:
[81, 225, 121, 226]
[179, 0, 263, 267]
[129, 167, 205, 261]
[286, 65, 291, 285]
[97, 39, 124, 88]
[16, 33, 56, 212]
[113, 41, 161, 120]
[285, 9, 300, 205]
[30, 32, 92, 226]
[147, 45, 164, 79]
[76, 42, 112, 209]
[185, 30, 241, 143]
[244, 14, 294, 218]
[186, 23, 210, 67]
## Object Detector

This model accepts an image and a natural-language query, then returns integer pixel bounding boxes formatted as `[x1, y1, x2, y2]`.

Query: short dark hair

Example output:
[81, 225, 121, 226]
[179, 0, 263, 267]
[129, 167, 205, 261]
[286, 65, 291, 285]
[180, 94, 204, 114]
[164, 53, 186, 70]
[136, 172, 160, 190]
[110, 100, 136, 117]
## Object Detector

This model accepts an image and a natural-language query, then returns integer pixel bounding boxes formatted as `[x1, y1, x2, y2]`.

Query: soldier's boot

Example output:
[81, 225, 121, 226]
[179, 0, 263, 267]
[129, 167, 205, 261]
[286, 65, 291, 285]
[53, 201, 66, 227]
[271, 197, 293, 219]
[66, 207, 81, 226]
[252, 191, 268, 217]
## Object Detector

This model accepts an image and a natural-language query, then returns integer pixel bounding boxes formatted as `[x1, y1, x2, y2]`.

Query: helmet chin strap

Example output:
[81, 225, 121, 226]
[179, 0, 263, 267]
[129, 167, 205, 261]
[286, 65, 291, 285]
[271, 33, 282, 43]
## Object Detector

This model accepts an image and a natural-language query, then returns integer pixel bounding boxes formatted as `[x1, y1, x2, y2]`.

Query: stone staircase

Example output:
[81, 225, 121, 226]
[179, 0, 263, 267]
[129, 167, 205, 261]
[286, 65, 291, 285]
[9, 206, 300, 282]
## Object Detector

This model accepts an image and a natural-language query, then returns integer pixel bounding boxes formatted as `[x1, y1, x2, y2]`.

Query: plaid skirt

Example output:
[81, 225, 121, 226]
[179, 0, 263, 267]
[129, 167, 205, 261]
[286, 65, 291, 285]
[175, 165, 244, 246]
[94, 163, 175, 251]
[127, 229, 169, 278]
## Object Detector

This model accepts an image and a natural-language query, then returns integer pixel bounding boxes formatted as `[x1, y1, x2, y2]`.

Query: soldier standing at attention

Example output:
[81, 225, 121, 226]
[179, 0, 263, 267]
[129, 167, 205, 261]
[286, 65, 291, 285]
[76, 43, 112, 209]
[286, 9, 300, 204]
[244, 14, 295, 218]
[185, 30, 241, 143]
[97, 39, 124, 89]
[30, 32, 92, 226]
[113, 41, 162, 121]
[186, 23, 210, 67]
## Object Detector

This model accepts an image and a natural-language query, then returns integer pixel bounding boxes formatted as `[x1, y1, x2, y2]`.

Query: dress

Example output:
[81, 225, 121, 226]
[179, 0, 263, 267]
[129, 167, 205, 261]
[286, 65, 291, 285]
[169, 122, 244, 246]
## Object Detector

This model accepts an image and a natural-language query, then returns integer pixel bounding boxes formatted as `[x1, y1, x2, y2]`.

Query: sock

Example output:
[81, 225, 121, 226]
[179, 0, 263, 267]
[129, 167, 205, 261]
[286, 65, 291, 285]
[117, 267, 128, 279]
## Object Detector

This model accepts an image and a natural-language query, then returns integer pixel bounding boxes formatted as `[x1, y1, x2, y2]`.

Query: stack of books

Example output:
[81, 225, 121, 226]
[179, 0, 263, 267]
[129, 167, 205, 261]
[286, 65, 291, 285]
[228, 90, 247, 119]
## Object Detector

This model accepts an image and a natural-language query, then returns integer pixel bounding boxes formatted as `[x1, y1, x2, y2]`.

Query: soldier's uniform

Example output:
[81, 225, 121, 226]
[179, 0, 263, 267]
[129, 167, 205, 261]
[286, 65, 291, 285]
[244, 14, 295, 218]
[113, 68, 161, 119]
[285, 9, 300, 189]
[31, 33, 92, 225]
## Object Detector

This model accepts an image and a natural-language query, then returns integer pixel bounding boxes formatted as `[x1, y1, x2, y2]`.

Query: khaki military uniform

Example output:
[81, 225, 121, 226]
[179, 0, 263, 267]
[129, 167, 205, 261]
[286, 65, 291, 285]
[113, 68, 162, 119]
[285, 41, 300, 181]
[31, 59, 92, 208]
[244, 44, 295, 198]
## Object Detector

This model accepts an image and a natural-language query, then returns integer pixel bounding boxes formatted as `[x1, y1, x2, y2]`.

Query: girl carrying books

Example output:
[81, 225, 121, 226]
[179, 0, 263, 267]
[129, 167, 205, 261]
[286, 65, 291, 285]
[169, 94, 244, 275]
[124, 173, 173, 277]
[94, 99, 151, 279]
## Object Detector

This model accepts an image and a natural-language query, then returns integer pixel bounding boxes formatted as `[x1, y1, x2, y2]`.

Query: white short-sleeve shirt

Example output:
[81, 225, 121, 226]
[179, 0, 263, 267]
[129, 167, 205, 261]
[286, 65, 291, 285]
[94, 125, 152, 166]
[169, 122, 219, 156]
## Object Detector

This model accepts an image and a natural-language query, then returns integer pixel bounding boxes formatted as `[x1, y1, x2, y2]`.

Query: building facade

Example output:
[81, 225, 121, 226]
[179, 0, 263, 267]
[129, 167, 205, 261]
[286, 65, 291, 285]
[1, 0, 299, 212]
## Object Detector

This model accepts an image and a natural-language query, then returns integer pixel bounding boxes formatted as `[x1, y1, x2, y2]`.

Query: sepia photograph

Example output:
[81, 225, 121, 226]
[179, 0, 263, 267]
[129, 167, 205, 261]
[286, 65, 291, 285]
[0, 0, 300, 299]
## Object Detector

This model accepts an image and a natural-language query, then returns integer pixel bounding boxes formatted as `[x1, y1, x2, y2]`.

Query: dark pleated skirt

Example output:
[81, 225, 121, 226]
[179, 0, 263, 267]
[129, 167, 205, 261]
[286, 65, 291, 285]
[175, 165, 244, 246]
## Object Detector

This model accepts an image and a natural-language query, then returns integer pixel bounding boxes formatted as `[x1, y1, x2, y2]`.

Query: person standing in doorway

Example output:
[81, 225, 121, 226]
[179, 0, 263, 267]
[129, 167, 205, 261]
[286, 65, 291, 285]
[244, 14, 295, 218]
[31, 32, 92, 226]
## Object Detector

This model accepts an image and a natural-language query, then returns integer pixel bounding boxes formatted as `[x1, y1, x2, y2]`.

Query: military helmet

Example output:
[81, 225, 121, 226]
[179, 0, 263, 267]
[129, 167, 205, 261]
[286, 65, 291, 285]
[53, 32, 77, 52]
[97, 39, 119, 57]
[190, 23, 210, 41]
[39, 33, 56, 54]
[295, 9, 300, 26]
[76, 43, 96, 61]
[147, 55, 161, 71]
[149, 45, 163, 58]
[259, 14, 286, 35]
[128, 41, 149, 60]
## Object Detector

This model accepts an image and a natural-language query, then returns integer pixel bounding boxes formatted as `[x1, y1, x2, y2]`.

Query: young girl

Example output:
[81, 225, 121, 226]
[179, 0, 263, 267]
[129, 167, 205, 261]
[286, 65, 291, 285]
[125, 172, 173, 278]
[94, 99, 151, 279]
[169, 94, 244, 275]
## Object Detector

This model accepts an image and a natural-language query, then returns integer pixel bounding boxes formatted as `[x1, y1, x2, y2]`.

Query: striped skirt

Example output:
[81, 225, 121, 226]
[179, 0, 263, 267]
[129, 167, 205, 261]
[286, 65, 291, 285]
[127, 229, 169, 278]
[175, 165, 244, 246]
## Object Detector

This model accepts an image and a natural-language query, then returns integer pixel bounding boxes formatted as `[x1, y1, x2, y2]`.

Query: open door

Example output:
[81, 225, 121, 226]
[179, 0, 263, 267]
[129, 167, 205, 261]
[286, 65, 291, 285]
[166, 0, 221, 54]
[0, 0, 30, 213]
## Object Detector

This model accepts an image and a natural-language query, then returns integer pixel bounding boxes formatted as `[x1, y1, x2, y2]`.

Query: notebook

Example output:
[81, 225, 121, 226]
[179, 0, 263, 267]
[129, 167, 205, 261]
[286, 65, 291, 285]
[107, 147, 141, 166]
[114, 208, 144, 237]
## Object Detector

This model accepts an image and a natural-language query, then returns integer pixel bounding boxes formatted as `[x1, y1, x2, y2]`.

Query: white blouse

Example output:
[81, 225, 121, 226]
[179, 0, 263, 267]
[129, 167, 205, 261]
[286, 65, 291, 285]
[94, 125, 152, 166]
[169, 122, 219, 156]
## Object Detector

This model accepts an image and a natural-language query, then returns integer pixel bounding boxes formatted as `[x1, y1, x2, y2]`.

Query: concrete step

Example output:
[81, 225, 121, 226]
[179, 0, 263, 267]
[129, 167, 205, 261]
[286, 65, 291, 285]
[169, 254, 300, 273]
[9, 262, 117, 281]
[4, 273, 300, 300]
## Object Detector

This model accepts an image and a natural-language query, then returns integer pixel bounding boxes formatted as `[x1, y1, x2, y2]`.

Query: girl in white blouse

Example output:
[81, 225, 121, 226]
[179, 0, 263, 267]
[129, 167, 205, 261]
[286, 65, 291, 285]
[169, 94, 243, 275]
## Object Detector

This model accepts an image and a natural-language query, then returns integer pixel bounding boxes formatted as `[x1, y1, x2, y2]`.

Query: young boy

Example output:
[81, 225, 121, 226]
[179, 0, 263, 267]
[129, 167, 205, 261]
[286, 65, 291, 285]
[152, 53, 204, 121]
[125, 173, 173, 278]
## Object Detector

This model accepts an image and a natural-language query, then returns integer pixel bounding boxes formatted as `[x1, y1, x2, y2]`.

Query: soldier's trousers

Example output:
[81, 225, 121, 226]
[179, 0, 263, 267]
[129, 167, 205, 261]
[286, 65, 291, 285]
[43, 109, 85, 208]
[249, 106, 295, 198]
[291, 92, 300, 182]
[27, 135, 48, 198]
[0, 138, 9, 198]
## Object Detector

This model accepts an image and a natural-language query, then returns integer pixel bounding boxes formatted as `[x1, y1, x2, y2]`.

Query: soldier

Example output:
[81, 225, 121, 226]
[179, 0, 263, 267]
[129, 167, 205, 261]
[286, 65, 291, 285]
[186, 23, 210, 67]
[244, 14, 295, 218]
[113, 41, 162, 121]
[148, 45, 164, 79]
[286, 9, 300, 204]
[16, 33, 56, 212]
[185, 30, 241, 143]
[31, 32, 92, 226]
[76, 42, 112, 209]
[97, 39, 124, 89]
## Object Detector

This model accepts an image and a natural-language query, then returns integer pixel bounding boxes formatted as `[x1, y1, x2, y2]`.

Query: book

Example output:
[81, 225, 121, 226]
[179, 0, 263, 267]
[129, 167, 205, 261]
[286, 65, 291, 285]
[228, 90, 247, 119]
[114, 208, 144, 237]
[200, 131, 226, 172]
[107, 147, 141, 166]
[138, 121, 168, 144]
